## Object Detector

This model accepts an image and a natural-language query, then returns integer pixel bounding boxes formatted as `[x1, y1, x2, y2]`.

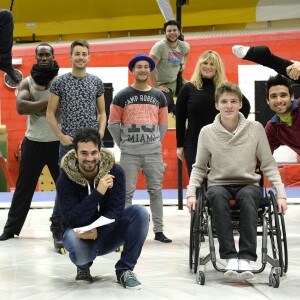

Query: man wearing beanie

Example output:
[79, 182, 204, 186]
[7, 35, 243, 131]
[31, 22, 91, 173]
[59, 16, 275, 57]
[108, 53, 172, 243]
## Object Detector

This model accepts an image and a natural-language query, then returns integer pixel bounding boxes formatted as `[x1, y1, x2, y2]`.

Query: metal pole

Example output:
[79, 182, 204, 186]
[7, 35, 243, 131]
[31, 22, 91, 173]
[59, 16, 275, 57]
[176, 2, 184, 209]
[177, 158, 183, 210]
[176, 4, 182, 39]
[9, 0, 14, 11]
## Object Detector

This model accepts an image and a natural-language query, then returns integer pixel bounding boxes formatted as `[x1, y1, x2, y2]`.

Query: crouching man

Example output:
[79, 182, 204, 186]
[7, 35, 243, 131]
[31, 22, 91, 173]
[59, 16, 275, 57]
[57, 127, 149, 289]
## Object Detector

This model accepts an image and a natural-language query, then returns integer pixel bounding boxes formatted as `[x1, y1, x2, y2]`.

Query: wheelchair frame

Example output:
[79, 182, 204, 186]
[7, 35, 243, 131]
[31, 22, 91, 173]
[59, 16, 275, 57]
[189, 181, 288, 288]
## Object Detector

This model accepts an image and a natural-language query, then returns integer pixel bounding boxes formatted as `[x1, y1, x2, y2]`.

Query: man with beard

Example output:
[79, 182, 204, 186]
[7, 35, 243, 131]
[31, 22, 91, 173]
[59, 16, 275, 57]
[57, 127, 149, 289]
[0, 43, 63, 252]
[264, 74, 300, 156]
[0, 9, 20, 83]
[108, 53, 172, 243]
[149, 20, 190, 113]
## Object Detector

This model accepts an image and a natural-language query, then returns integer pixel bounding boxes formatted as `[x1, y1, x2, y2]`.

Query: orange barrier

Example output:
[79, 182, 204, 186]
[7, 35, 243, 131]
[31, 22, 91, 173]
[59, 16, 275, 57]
[264, 164, 300, 188]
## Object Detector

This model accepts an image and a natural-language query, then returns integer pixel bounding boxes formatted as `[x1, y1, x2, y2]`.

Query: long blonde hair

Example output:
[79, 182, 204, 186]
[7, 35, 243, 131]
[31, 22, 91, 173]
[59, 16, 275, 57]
[190, 50, 227, 90]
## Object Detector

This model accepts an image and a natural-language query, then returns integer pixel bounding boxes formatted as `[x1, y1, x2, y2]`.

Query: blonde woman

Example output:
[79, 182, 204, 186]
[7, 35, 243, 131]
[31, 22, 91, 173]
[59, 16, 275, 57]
[176, 50, 250, 175]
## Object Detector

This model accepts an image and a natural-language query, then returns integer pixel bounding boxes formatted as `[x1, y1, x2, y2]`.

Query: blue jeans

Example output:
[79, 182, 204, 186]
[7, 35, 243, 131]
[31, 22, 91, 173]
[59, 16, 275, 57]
[206, 185, 262, 261]
[59, 143, 74, 164]
[120, 152, 164, 233]
[63, 205, 149, 276]
[52, 144, 75, 218]
[0, 9, 13, 63]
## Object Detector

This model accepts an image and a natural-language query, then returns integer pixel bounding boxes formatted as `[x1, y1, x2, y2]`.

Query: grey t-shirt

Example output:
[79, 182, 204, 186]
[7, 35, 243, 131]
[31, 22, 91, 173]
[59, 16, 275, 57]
[150, 38, 190, 88]
[25, 76, 59, 142]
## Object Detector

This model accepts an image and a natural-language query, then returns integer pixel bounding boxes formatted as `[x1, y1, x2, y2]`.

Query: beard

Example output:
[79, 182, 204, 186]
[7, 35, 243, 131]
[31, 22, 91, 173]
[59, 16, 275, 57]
[79, 160, 99, 173]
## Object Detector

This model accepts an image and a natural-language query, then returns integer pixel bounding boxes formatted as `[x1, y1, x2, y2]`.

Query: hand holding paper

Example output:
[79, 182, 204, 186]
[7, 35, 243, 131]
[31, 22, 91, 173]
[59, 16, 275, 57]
[73, 216, 115, 233]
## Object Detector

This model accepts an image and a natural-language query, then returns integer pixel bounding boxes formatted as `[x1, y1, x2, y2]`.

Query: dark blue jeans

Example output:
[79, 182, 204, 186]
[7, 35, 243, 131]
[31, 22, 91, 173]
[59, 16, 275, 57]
[206, 185, 262, 261]
[58, 143, 74, 164]
[0, 9, 13, 63]
[63, 205, 149, 276]
[3, 138, 60, 235]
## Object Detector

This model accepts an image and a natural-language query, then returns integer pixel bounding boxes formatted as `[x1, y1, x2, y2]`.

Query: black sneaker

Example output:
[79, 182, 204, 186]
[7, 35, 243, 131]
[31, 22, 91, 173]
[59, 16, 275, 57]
[117, 270, 142, 290]
[154, 232, 172, 243]
[0, 63, 21, 84]
[0, 231, 14, 241]
[75, 268, 93, 282]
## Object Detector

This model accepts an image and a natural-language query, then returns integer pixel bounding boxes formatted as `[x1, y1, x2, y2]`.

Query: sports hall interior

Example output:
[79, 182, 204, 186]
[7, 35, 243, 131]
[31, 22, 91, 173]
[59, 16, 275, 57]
[0, 1, 300, 299]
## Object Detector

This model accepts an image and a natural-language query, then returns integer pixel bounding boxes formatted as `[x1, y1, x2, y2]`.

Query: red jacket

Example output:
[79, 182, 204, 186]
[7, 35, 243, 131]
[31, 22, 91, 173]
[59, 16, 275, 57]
[265, 98, 300, 155]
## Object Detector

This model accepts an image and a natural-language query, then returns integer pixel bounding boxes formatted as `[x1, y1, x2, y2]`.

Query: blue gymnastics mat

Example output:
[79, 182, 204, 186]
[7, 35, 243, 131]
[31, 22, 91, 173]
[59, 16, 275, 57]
[0, 188, 299, 208]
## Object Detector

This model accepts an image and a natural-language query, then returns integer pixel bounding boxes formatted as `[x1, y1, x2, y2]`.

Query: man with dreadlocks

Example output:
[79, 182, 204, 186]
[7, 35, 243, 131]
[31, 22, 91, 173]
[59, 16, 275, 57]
[0, 43, 63, 253]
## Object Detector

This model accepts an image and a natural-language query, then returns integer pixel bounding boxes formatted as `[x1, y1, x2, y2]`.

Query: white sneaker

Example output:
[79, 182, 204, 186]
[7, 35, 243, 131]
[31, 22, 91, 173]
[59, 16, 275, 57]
[224, 258, 239, 279]
[232, 45, 250, 58]
[239, 259, 254, 280]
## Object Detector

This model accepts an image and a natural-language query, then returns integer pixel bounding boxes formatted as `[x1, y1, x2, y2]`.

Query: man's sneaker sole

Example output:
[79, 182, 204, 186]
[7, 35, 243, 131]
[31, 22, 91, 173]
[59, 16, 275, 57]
[118, 281, 142, 290]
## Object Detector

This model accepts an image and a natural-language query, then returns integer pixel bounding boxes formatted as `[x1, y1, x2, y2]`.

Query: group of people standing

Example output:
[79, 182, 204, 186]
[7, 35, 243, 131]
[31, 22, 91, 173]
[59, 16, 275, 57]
[0, 8, 298, 289]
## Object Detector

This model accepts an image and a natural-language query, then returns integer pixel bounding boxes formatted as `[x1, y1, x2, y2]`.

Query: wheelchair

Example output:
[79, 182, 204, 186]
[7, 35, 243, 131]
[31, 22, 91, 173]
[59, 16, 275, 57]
[189, 179, 288, 288]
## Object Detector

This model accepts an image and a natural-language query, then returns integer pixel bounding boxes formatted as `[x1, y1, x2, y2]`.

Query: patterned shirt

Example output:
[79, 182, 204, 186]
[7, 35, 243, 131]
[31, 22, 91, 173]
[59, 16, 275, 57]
[108, 86, 168, 155]
[50, 72, 105, 137]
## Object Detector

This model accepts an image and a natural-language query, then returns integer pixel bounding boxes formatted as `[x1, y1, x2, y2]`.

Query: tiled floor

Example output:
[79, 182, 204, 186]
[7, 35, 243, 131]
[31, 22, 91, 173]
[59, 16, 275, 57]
[0, 203, 299, 300]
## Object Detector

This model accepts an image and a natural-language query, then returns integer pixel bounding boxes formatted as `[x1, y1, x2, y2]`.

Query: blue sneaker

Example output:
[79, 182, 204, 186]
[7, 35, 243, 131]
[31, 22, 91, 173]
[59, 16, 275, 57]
[117, 270, 142, 290]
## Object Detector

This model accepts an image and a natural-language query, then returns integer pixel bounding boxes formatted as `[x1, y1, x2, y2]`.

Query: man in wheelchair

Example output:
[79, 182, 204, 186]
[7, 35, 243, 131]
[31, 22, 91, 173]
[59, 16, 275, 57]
[186, 82, 287, 280]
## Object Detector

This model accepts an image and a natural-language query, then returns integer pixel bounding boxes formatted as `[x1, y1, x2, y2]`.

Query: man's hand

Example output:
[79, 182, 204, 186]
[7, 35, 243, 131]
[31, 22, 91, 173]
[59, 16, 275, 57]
[286, 61, 300, 80]
[75, 228, 98, 240]
[158, 85, 170, 93]
[97, 174, 115, 195]
[277, 198, 287, 215]
[58, 134, 73, 146]
[180, 63, 185, 72]
[177, 147, 184, 161]
[187, 196, 196, 213]
[99, 130, 105, 139]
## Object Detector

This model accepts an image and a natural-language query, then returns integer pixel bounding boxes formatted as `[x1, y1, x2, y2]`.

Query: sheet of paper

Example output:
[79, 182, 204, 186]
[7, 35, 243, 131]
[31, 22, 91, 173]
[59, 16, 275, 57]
[73, 216, 115, 233]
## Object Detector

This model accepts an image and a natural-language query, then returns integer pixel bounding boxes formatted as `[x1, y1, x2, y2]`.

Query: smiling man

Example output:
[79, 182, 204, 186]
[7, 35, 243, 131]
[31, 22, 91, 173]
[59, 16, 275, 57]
[149, 20, 190, 113]
[186, 81, 287, 281]
[57, 127, 149, 288]
[47, 39, 106, 163]
[265, 74, 300, 156]
[108, 53, 172, 243]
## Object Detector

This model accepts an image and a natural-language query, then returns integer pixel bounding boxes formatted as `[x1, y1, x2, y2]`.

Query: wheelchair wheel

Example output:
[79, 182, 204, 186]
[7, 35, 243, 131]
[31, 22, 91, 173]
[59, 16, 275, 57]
[189, 186, 204, 274]
[268, 191, 284, 276]
[189, 210, 196, 271]
[269, 268, 280, 288]
[279, 213, 288, 274]
[196, 270, 205, 285]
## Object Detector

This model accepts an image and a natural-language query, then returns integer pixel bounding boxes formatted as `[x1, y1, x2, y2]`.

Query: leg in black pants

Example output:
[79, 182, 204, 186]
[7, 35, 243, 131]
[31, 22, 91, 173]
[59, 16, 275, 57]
[206, 185, 261, 261]
[0, 9, 20, 83]
[46, 141, 60, 217]
[244, 46, 300, 84]
[163, 90, 175, 114]
[184, 147, 197, 177]
[1, 138, 52, 237]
